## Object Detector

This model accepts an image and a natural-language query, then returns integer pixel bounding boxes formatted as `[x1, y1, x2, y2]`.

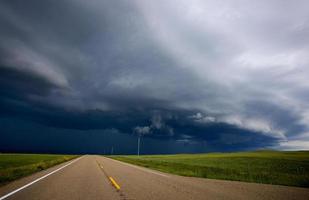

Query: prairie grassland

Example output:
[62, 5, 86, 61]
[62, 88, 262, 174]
[111, 151, 309, 187]
[0, 154, 78, 185]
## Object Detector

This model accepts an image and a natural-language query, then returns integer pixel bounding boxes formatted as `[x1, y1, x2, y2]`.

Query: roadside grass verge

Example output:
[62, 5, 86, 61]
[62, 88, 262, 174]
[110, 151, 309, 187]
[0, 154, 78, 185]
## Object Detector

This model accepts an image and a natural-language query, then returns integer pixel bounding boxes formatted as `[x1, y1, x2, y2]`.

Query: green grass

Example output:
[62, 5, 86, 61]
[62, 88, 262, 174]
[110, 151, 309, 187]
[0, 154, 78, 185]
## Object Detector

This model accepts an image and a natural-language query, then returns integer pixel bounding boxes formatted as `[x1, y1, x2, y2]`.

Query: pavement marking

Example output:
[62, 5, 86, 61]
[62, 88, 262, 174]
[96, 161, 109, 177]
[103, 157, 169, 178]
[96, 160, 121, 191]
[109, 177, 121, 190]
[0, 156, 83, 200]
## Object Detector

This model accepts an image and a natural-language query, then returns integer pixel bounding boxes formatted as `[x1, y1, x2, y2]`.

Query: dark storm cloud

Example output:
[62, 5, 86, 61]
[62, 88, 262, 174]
[1, 0, 309, 153]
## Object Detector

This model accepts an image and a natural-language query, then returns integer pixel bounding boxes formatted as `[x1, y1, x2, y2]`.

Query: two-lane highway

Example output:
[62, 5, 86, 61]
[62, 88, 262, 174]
[0, 156, 119, 200]
[0, 155, 309, 200]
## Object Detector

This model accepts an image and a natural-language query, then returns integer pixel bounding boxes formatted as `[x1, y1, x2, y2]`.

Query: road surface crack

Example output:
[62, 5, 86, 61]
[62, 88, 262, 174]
[96, 160, 134, 200]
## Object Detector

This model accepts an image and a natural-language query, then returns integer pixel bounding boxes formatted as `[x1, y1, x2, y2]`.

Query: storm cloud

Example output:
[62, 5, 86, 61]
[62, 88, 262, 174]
[1, 0, 309, 153]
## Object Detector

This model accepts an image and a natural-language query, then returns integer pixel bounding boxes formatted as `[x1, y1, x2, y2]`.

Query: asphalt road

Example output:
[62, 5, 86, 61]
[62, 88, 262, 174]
[0, 155, 308, 200]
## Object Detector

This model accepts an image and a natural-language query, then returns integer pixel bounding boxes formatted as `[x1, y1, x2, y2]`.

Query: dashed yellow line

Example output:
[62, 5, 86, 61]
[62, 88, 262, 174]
[96, 160, 121, 191]
[109, 177, 121, 190]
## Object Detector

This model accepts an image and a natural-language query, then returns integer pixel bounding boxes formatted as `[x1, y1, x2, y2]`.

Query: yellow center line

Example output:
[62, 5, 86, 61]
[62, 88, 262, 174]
[109, 177, 121, 190]
[96, 160, 121, 191]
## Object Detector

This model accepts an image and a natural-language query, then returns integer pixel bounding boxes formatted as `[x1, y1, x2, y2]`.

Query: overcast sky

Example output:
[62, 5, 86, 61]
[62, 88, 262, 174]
[1, 0, 309, 154]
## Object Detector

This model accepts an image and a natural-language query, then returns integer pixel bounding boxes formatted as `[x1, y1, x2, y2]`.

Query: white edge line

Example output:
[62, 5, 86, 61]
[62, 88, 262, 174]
[103, 156, 169, 178]
[0, 156, 83, 200]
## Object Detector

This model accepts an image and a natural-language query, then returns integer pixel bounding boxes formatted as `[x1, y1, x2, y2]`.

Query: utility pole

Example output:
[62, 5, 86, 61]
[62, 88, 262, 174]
[137, 135, 141, 156]
[111, 146, 114, 155]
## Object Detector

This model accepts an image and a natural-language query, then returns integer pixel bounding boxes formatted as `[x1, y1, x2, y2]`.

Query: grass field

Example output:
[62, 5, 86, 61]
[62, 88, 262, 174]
[0, 154, 78, 185]
[111, 151, 309, 187]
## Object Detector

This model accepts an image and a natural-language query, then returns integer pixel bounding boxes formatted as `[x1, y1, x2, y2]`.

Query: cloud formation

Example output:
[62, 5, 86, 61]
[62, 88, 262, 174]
[1, 0, 309, 153]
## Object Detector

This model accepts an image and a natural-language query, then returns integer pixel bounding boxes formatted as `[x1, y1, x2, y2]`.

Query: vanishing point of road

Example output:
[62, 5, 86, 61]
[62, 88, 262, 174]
[0, 155, 308, 200]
